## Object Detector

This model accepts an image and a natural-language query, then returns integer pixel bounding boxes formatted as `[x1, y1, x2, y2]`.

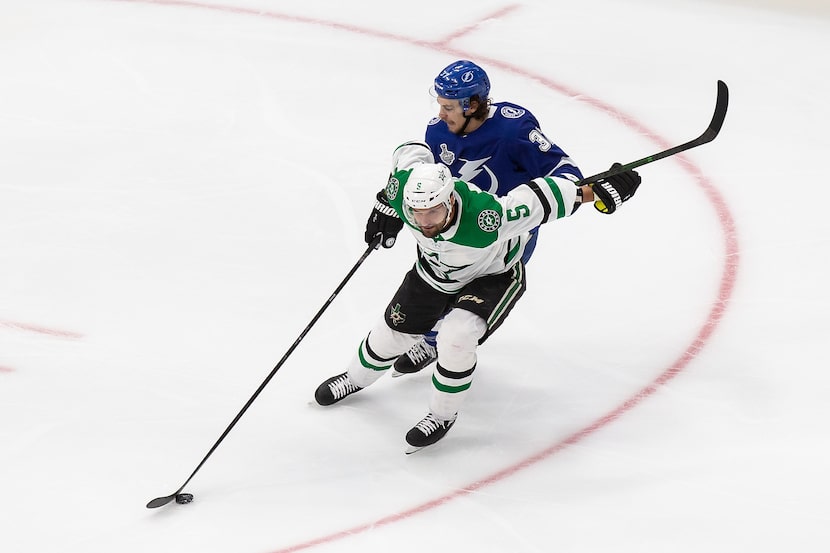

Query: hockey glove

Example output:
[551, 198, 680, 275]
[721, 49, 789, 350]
[591, 163, 642, 214]
[364, 189, 403, 248]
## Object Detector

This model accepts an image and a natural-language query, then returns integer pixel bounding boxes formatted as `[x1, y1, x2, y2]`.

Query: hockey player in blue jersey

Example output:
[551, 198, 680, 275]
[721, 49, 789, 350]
[364, 60, 584, 376]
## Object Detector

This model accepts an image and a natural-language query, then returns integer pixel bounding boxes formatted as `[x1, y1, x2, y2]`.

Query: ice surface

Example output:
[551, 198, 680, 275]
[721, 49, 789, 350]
[1, 1, 828, 552]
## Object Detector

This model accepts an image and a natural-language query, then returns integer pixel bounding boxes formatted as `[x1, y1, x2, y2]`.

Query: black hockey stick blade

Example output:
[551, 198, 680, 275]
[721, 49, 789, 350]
[147, 494, 177, 509]
[579, 80, 729, 185]
[147, 491, 193, 509]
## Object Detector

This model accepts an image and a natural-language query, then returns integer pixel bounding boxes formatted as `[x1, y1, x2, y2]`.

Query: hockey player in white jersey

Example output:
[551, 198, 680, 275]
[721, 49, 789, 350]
[316, 141, 641, 452]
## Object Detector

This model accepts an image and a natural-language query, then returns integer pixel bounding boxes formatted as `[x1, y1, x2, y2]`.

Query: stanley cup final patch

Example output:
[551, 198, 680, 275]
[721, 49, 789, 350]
[439, 143, 455, 165]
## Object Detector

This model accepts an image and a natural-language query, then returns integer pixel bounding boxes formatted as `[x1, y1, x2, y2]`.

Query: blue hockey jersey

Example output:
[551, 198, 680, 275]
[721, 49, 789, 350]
[425, 102, 583, 196]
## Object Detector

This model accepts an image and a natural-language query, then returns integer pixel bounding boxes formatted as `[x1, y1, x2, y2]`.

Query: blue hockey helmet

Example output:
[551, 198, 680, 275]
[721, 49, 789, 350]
[433, 60, 490, 112]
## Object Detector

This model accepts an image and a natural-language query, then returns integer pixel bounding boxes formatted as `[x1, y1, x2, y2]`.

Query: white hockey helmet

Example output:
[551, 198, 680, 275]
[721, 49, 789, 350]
[403, 163, 455, 213]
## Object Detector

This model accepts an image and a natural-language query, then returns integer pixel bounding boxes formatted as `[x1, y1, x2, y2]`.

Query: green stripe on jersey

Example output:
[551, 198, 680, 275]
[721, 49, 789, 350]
[487, 263, 524, 328]
[543, 177, 567, 219]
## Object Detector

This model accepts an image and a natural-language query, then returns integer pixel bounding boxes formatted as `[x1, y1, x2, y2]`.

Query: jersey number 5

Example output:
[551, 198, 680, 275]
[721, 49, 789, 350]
[507, 205, 530, 221]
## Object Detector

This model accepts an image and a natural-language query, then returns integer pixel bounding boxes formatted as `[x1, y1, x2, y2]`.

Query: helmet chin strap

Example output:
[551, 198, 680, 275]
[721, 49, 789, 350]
[441, 195, 458, 230]
[457, 110, 474, 135]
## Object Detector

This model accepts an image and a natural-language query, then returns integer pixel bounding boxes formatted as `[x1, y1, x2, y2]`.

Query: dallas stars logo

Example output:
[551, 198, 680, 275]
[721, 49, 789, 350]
[477, 209, 500, 232]
[386, 177, 400, 200]
[389, 303, 406, 326]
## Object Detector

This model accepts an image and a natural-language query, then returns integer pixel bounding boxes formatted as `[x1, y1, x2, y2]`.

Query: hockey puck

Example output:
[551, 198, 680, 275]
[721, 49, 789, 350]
[175, 493, 194, 504]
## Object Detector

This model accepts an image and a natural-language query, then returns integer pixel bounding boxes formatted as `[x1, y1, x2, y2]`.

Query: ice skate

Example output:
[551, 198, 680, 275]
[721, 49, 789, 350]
[391, 338, 437, 377]
[315, 372, 363, 406]
[404, 412, 457, 454]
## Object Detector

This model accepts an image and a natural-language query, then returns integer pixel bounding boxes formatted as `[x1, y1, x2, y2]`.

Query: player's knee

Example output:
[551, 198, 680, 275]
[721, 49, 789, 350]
[368, 317, 421, 359]
[436, 310, 486, 369]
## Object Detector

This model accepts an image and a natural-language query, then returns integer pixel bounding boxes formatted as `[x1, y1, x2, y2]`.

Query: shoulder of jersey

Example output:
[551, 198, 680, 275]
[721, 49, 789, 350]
[453, 181, 503, 237]
[492, 101, 531, 122]
[454, 179, 496, 210]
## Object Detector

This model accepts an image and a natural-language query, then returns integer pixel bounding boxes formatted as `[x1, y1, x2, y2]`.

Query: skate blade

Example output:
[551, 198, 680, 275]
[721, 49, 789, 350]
[405, 444, 423, 455]
[391, 370, 405, 378]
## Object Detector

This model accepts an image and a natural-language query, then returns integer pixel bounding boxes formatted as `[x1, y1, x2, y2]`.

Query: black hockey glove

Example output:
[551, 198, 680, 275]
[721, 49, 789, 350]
[591, 163, 642, 214]
[364, 189, 403, 248]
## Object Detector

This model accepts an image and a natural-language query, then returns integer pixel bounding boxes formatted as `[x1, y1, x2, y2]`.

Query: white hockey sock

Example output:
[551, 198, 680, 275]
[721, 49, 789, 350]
[347, 317, 421, 388]
[429, 309, 487, 419]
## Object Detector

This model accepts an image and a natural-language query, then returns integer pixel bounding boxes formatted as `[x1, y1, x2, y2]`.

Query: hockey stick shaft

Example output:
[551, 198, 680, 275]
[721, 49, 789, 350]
[146, 235, 382, 509]
[578, 80, 729, 185]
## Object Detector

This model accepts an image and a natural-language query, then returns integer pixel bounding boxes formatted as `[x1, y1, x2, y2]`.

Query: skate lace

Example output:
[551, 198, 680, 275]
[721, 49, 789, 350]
[407, 340, 437, 364]
[415, 413, 446, 435]
[329, 374, 359, 399]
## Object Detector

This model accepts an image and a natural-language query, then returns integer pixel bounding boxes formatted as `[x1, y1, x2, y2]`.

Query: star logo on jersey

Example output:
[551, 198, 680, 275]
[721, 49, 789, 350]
[477, 209, 500, 232]
[386, 177, 400, 200]
[439, 143, 455, 165]
[422, 252, 472, 280]
[389, 303, 407, 326]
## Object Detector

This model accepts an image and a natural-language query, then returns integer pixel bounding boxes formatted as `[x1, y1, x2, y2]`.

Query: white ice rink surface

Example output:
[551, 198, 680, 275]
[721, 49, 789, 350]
[2, 1, 829, 551]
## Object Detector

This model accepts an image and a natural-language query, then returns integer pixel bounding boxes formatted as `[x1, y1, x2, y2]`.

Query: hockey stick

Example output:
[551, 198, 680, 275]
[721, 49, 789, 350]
[146, 235, 383, 509]
[580, 80, 729, 185]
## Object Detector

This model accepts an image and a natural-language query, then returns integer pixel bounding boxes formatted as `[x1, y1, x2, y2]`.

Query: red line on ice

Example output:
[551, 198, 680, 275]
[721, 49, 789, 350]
[0, 320, 83, 339]
[105, 1, 739, 551]
[433, 4, 522, 44]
